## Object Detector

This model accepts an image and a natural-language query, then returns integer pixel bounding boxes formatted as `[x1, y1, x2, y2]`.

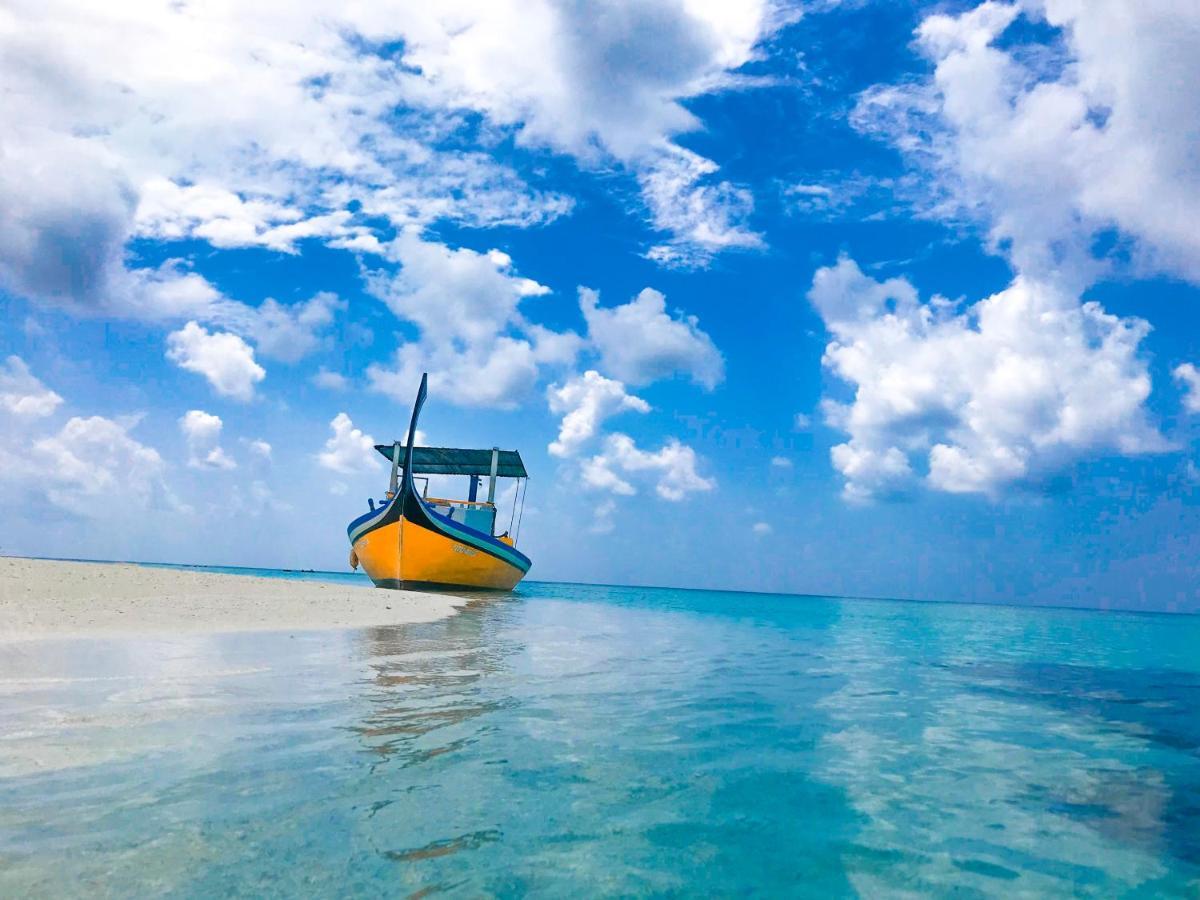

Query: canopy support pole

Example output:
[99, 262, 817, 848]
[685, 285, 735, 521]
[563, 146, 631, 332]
[388, 440, 401, 496]
[487, 446, 499, 503]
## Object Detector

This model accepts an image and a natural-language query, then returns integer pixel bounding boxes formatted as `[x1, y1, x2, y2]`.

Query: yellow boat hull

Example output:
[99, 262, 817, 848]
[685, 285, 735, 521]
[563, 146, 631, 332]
[352, 516, 527, 591]
[346, 372, 530, 592]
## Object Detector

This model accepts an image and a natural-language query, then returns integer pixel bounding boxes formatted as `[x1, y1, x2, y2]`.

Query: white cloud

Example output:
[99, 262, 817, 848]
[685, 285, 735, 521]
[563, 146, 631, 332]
[1174, 364, 1200, 414]
[527, 324, 585, 369]
[28, 415, 170, 516]
[312, 368, 350, 391]
[0, 127, 236, 321]
[179, 409, 236, 470]
[0, 0, 573, 338]
[639, 147, 763, 267]
[752, 521, 772, 536]
[136, 179, 377, 254]
[0, 0, 773, 329]
[0, 356, 63, 418]
[317, 412, 380, 474]
[580, 453, 636, 497]
[784, 182, 836, 212]
[550, 371, 713, 514]
[591, 498, 618, 535]
[580, 287, 724, 389]
[770, 456, 793, 469]
[370, 337, 542, 411]
[582, 433, 715, 501]
[829, 442, 914, 504]
[547, 371, 650, 458]
[793, 413, 812, 431]
[0, 362, 179, 518]
[248, 439, 272, 460]
[393, 0, 777, 262]
[245, 292, 345, 363]
[822, 3, 1200, 500]
[854, 1, 1200, 286]
[371, 234, 549, 346]
[367, 232, 577, 409]
[166, 322, 266, 402]
[395, 1, 775, 162]
[810, 256, 1166, 500]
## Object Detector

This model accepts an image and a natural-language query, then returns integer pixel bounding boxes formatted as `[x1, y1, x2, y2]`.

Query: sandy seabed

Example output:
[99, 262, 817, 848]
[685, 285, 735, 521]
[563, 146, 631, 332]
[0, 556, 471, 640]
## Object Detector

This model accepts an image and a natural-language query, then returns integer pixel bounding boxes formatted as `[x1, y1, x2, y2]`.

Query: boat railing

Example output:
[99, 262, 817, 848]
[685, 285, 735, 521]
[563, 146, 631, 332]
[425, 496, 495, 509]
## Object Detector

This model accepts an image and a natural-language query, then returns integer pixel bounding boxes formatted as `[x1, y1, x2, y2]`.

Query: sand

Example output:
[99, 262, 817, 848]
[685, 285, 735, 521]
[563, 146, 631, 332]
[0, 557, 474, 640]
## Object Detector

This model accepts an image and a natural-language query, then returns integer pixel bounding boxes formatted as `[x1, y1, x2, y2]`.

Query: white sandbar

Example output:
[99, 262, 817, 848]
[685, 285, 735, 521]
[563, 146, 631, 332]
[0, 557, 472, 640]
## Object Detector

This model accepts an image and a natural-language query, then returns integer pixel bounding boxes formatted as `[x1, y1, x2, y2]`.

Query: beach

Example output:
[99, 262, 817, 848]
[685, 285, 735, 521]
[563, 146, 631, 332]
[0, 556, 471, 640]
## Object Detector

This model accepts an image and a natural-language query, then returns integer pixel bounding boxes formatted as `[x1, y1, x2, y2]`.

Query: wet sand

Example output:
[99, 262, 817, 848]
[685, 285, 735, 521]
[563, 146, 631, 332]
[0, 557, 472, 640]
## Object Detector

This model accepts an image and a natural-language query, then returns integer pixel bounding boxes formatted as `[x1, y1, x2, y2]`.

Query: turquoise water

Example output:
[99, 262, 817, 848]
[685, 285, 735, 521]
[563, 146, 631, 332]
[1, 578, 1198, 896]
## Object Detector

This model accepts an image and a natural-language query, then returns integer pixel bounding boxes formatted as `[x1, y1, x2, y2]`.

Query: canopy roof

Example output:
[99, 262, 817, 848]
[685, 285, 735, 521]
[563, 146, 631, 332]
[374, 445, 527, 478]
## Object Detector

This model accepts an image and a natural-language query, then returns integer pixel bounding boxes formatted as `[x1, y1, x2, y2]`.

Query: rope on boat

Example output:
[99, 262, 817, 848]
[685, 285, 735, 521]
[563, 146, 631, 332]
[507, 477, 520, 535]
[514, 477, 527, 544]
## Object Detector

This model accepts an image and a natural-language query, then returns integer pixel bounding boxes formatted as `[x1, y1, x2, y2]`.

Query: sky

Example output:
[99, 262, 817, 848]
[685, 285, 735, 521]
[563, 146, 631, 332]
[1, 0, 1199, 612]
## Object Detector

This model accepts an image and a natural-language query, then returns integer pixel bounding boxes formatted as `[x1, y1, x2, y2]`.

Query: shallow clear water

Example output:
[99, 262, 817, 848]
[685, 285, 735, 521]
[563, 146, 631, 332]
[1, 579, 1198, 897]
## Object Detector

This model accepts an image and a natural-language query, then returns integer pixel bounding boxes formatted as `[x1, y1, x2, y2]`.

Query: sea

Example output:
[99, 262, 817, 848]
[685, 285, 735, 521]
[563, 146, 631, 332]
[1, 568, 1198, 897]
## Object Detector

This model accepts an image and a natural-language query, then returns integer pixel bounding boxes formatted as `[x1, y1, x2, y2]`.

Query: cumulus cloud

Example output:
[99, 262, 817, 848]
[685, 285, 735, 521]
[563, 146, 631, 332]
[816, 1, 1200, 500]
[28, 416, 170, 516]
[367, 232, 578, 408]
[0, 133, 135, 311]
[179, 410, 236, 470]
[166, 322, 266, 401]
[248, 439, 272, 460]
[547, 371, 650, 458]
[548, 368, 710, 526]
[0, 0, 774, 335]
[244, 292, 345, 363]
[752, 521, 772, 536]
[1174, 364, 1200, 414]
[770, 456, 792, 469]
[312, 368, 350, 391]
[371, 236, 549, 346]
[580, 452, 636, 497]
[317, 413, 380, 474]
[582, 433, 715, 501]
[393, 0, 776, 261]
[810, 256, 1166, 500]
[0, 360, 177, 518]
[854, 0, 1200, 286]
[590, 498, 618, 535]
[397, 1, 774, 161]
[0, 111, 235, 326]
[580, 287, 724, 389]
[0, 129, 233, 320]
[0, 2, 569, 295]
[0, 356, 63, 418]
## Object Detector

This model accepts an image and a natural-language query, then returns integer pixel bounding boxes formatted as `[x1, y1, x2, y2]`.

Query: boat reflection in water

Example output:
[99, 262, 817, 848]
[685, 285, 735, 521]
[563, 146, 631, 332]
[350, 600, 515, 768]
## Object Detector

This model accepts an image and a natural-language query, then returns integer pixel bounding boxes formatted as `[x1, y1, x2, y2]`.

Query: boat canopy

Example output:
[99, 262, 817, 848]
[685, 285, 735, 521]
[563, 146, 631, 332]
[374, 445, 528, 478]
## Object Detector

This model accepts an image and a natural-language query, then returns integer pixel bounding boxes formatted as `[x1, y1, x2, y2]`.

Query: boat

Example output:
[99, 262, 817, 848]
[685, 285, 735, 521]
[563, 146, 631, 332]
[346, 373, 532, 591]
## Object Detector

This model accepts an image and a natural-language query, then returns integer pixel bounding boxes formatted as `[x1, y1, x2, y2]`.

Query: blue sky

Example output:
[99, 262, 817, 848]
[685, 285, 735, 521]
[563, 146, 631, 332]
[2, 0, 1198, 612]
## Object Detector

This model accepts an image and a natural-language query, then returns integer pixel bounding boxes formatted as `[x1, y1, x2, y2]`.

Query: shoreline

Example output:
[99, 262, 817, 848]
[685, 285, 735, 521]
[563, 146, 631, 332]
[0, 556, 475, 641]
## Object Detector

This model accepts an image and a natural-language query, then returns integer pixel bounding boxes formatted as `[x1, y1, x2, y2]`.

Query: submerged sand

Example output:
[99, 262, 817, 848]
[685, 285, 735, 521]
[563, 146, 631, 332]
[0, 557, 473, 640]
